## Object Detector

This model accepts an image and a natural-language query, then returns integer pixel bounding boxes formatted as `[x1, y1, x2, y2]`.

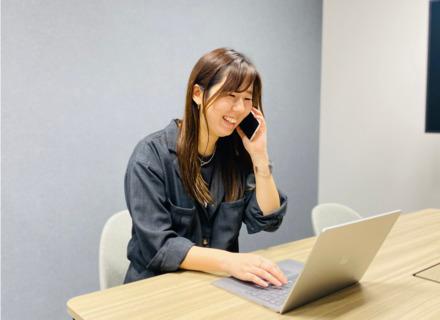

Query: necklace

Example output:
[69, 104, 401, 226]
[199, 146, 216, 167]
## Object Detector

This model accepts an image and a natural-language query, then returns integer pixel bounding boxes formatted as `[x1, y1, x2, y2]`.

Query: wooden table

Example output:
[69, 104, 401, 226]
[67, 209, 440, 319]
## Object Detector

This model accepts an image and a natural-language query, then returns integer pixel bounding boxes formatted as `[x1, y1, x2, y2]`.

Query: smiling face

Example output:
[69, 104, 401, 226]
[195, 75, 254, 142]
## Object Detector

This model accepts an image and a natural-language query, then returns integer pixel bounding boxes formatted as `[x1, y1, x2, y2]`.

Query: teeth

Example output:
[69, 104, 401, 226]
[223, 116, 237, 124]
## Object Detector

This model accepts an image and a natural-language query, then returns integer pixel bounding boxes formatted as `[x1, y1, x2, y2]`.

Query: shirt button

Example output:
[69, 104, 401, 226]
[202, 238, 209, 247]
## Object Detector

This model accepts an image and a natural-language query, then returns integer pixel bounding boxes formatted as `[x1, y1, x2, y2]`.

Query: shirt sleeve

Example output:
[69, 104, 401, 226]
[125, 147, 195, 273]
[242, 173, 288, 234]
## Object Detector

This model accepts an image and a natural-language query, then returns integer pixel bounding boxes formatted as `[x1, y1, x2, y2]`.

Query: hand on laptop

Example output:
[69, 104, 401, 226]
[222, 253, 288, 288]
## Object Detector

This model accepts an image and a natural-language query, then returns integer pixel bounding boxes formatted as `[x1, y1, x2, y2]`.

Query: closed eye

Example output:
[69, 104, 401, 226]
[228, 93, 252, 101]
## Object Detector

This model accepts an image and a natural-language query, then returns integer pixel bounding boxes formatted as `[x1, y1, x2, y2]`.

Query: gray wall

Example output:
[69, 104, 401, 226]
[1, 0, 322, 319]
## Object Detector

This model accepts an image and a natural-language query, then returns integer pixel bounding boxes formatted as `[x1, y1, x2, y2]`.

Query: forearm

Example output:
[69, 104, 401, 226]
[181, 246, 289, 287]
[252, 153, 281, 215]
[180, 246, 232, 275]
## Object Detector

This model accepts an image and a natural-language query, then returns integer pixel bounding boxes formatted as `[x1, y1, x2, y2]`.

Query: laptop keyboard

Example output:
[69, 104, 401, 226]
[244, 275, 298, 306]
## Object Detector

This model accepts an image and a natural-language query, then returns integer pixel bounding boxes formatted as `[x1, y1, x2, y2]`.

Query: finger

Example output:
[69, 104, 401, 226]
[252, 107, 263, 116]
[255, 259, 287, 285]
[252, 114, 266, 130]
[252, 266, 283, 287]
[266, 263, 288, 285]
[236, 126, 245, 138]
[251, 121, 267, 141]
[245, 272, 268, 288]
[254, 116, 266, 131]
[249, 126, 263, 141]
[260, 260, 287, 285]
[275, 265, 288, 284]
[253, 115, 263, 125]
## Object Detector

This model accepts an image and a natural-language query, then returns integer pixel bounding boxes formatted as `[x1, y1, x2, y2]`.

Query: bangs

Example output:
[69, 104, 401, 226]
[220, 61, 257, 94]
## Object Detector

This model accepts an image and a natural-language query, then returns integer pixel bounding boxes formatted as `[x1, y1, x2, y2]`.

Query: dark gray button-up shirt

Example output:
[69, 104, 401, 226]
[124, 119, 288, 283]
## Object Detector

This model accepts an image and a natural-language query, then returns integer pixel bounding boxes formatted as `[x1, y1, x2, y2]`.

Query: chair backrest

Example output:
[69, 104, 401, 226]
[99, 210, 132, 290]
[311, 203, 362, 235]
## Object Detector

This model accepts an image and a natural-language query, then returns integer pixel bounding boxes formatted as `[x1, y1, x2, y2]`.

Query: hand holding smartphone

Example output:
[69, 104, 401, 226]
[239, 111, 260, 141]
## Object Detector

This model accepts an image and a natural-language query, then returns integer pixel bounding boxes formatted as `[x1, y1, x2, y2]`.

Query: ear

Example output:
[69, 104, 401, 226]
[192, 84, 204, 106]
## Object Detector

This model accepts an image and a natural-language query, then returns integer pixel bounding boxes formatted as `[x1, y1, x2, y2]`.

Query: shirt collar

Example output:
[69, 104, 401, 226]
[165, 119, 180, 153]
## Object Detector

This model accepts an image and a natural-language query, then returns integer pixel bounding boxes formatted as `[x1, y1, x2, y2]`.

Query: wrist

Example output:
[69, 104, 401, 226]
[253, 161, 273, 178]
[251, 152, 269, 165]
[219, 251, 234, 274]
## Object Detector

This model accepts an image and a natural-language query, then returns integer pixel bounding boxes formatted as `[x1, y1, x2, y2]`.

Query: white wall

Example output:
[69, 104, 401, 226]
[319, 0, 440, 216]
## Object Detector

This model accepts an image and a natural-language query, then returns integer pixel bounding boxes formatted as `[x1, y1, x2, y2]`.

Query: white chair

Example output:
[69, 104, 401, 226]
[311, 203, 362, 235]
[99, 210, 132, 290]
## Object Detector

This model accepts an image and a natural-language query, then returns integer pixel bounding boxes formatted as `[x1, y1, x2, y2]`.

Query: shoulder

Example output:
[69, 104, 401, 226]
[128, 120, 178, 168]
[131, 131, 167, 162]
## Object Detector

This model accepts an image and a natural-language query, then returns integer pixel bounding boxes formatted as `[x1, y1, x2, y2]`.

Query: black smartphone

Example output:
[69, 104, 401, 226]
[239, 111, 260, 140]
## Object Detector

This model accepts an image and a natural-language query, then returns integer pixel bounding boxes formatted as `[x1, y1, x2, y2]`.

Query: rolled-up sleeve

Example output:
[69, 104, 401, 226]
[125, 149, 194, 273]
[242, 174, 288, 234]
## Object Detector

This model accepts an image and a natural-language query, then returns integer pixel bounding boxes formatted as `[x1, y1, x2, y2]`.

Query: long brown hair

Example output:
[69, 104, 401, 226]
[177, 48, 263, 205]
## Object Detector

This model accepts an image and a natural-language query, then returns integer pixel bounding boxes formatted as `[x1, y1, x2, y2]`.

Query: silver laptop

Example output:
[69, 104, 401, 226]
[213, 210, 400, 314]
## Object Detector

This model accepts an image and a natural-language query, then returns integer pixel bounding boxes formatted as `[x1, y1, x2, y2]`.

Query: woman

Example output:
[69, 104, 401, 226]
[124, 48, 288, 288]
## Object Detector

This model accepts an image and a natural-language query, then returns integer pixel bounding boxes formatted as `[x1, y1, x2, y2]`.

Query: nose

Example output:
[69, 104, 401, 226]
[232, 97, 246, 113]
